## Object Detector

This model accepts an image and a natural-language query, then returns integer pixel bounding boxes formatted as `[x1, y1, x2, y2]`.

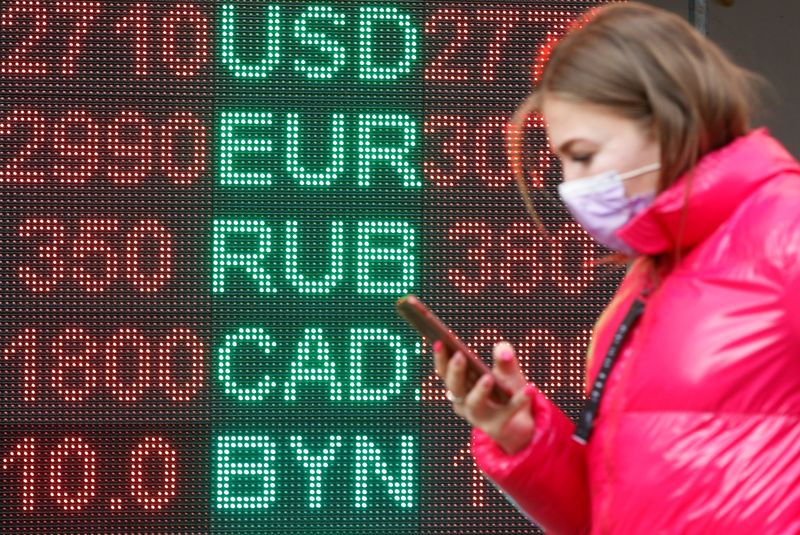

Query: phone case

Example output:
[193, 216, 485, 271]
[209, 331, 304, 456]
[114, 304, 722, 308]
[395, 294, 512, 404]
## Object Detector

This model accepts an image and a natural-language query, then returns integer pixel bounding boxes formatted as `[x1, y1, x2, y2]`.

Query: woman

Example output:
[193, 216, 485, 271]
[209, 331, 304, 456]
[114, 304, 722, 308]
[433, 3, 800, 533]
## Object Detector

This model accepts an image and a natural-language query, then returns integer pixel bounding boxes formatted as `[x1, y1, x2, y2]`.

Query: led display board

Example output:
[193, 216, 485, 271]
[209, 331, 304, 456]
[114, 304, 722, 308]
[0, 0, 613, 532]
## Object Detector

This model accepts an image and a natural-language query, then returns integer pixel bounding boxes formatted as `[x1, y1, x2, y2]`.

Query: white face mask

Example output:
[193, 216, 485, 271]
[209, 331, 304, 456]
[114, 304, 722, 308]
[557, 162, 661, 255]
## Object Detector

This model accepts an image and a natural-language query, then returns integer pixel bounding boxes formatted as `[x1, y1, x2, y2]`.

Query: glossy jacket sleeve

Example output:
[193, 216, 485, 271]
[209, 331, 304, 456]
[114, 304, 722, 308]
[785, 230, 800, 345]
[471, 384, 590, 535]
[775, 182, 800, 346]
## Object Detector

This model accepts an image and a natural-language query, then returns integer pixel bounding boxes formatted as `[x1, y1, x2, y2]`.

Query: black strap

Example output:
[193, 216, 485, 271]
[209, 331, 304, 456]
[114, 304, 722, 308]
[573, 298, 645, 445]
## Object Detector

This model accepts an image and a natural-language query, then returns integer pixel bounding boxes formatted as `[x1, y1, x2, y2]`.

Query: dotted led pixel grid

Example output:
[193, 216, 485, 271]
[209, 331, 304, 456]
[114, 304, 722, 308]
[0, 1, 615, 533]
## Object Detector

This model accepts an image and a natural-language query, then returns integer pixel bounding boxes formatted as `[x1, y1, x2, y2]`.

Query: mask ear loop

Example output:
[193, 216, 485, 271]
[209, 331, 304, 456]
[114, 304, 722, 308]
[618, 162, 661, 181]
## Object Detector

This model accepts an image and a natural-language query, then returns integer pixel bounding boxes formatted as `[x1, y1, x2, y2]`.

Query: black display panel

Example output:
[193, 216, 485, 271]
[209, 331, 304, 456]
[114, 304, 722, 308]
[0, 1, 616, 532]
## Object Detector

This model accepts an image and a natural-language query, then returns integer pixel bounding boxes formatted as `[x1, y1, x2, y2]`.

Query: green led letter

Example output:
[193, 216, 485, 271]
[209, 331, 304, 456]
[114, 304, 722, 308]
[294, 6, 346, 79]
[349, 328, 408, 401]
[221, 4, 280, 78]
[286, 113, 345, 186]
[213, 220, 274, 293]
[218, 327, 277, 402]
[354, 435, 415, 508]
[284, 328, 343, 401]
[358, 7, 417, 80]
[290, 435, 343, 508]
[357, 114, 419, 187]
[285, 220, 344, 293]
[220, 111, 273, 186]
[216, 436, 277, 509]
[356, 221, 415, 294]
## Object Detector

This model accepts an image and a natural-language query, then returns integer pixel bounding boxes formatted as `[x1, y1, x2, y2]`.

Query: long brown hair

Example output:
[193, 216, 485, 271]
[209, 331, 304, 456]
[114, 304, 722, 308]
[509, 2, 764, 281]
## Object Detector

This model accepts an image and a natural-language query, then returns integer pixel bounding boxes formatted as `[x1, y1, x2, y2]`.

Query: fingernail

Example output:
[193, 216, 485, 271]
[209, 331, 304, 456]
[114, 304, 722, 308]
[524, 384, 536, 396]
[433, 340, 442, 353]
[499, 350, 514, 363]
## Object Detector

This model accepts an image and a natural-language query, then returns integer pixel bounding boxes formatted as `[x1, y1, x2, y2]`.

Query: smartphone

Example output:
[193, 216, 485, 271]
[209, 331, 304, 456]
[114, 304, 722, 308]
[395, 294, 512, 404]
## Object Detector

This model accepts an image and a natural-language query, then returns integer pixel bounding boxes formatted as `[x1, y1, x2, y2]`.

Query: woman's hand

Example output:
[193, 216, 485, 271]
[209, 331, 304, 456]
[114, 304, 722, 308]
[433, 340, 535, 455]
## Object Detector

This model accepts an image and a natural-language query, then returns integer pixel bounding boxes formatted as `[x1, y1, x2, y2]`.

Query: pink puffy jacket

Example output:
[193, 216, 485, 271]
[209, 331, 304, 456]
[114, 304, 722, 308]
[472, 128, 800, 534]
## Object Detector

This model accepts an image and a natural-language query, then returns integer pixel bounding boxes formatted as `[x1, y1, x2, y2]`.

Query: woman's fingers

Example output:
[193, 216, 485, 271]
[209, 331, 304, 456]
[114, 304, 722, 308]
[491, 341, 528, 391]
[461, 372, 525, 421]
[462, 372, 496, 421]
[463, 376, 532, 435]
[445, 351, 469, 400]
[432, 340, 449, 380]
[433, 338, 536, 452]
[502, 385, 533, 419]
[490, 387, 535, 454]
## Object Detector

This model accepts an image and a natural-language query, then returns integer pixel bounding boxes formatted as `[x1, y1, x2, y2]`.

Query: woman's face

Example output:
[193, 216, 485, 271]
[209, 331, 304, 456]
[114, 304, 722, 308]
[541, 93, 661, 197]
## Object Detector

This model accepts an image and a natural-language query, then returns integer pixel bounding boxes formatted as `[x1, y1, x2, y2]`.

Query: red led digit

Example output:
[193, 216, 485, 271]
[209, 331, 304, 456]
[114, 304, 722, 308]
[523, 113, 553, 190]
[465, 326, 535, 387]
[161, 111, 207, 184]
[0, 109, 47, 183]
[51, 328, 98, 402]
[3, 329, 37, 402]
[54, 1, 101, 75]
[498, 221, 545, 294]
[475, 116, 514, 189]
[2, 437, 36, 511]
[518, 328, 591, 398]
[105, 328, 150, 403]
[115, 3, 149, 76]
[519, 328, 560, 397]
[18, 219, 66, 292]
[53, 109, 99, 183]
[49, 436, 96, 510]
[161, 4, 209, 77]
[423, 115, 467, 187]
[557, 330, 590, 397]
[108, 110, 153, 184]
[447, 220, 493, 294]
[453, 446, 485, 508]
[511, 334, 536, 385]
[419, 374, 441, 402]
[466, 327, 504, 360]
[72, 219, 119, 292]
[424, 8, 469, 82]
[0, 0, 48, 75]
[129, 437, 177, 510]
[529, 10, 578, 86]
[550, 221, 597, 295]
[157, 328, 204, 402]
[125, 219, 172, 293]
[475, 9, 520, 82]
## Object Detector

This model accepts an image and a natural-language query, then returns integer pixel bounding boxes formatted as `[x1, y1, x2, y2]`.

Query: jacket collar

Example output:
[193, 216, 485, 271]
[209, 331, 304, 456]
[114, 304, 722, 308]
[617, 128, 800, 255]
